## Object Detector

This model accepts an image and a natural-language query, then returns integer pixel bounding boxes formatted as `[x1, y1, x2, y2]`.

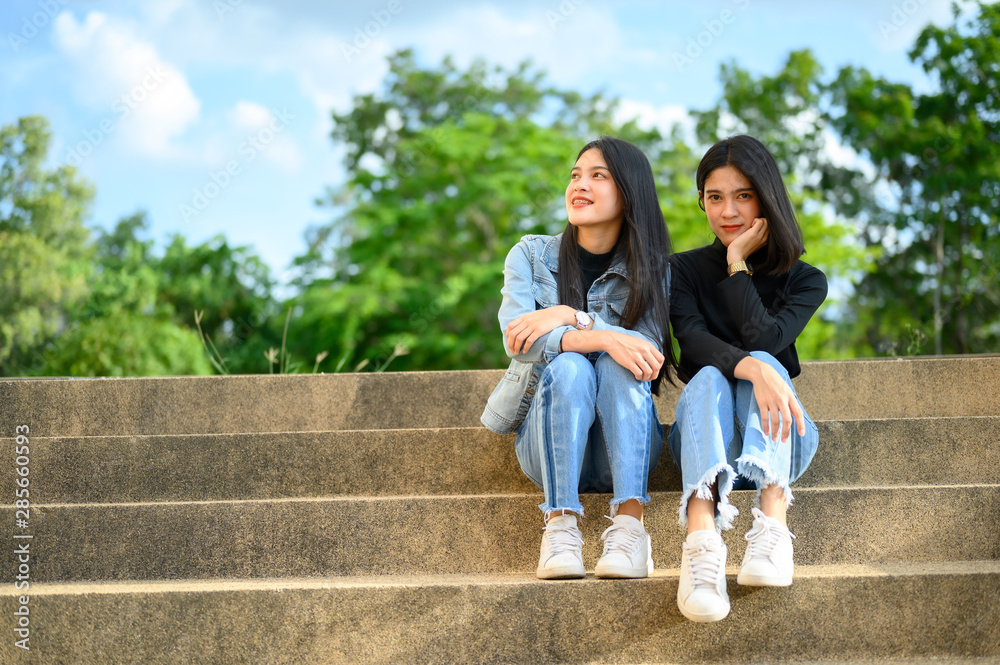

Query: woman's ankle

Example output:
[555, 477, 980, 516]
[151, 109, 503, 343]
[759, 484, 788, 525]
[686, 495, 716, 534]
[545, 509, 579, 524]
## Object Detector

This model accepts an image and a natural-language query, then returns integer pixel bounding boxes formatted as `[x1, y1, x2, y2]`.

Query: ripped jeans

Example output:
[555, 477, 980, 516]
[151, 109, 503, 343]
[667, 351, 819, 531]
[515, 351, 663, 520]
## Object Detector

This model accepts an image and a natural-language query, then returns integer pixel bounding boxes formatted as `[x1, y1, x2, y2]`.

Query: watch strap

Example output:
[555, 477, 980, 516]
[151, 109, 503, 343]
[727, 260, 753, 276]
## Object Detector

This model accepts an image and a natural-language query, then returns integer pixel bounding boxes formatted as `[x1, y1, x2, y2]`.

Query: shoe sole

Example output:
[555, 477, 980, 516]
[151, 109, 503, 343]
[736, 571, 793, 586]
[594, 557, 653, 579]
[677, 601, 731, 623]
[594, 565, 649, 579]
[536, 566, 586, 580]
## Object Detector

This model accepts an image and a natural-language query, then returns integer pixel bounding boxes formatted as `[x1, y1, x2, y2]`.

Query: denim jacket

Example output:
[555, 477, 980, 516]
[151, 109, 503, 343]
[480, 233, 663, 435]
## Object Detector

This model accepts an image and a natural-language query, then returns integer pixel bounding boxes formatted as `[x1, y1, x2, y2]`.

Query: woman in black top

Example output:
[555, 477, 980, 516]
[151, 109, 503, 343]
[668, 135, 828, 622]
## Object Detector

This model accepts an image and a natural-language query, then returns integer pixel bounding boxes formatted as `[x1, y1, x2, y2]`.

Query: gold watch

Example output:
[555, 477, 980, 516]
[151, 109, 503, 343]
[727, 260, 753, 276]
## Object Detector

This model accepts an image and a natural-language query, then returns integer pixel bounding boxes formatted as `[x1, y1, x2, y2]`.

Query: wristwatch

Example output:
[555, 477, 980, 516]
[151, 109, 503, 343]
[727, 260, 753, 276]
[575, 310, 594, 330]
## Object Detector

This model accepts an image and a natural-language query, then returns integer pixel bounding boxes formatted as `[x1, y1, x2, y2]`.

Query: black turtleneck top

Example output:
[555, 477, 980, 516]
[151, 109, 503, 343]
[579, 244, 616, 297]
[669, 238, 828, 384]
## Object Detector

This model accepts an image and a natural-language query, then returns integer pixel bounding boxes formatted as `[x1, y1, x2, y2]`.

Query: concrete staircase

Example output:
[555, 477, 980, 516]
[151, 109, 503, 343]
[1, 356, 998, 664]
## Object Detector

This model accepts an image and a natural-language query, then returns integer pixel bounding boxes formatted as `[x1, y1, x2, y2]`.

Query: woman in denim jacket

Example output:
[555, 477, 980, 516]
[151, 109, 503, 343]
[668, 135, 828, 622]
[481, 136, 676, 580]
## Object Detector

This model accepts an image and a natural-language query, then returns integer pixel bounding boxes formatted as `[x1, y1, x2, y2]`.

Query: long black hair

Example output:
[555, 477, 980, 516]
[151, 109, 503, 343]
[696, 134, 805, 275]
[557, 136, 676, 393]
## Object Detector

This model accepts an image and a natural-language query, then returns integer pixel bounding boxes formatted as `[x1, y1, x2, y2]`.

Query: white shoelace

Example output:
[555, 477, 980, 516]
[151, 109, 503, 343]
[543, 521, 584, 555]
[744, 512, 795, 560]
[684, 539, 726, 588]
[600, 517, 642, 556]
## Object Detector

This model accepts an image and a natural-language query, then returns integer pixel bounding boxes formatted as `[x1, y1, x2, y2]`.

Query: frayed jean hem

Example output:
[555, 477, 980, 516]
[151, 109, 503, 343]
[608, 494, 651, 518]
[736, 454, 795, 509]
[677, 461, 739, 532]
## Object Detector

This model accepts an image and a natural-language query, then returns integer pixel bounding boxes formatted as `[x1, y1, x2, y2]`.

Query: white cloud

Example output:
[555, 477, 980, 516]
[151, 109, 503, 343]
[129, 2, 390, 139]
[52, 10, 200, 159]
[223, 101, 304, 173]
[400, 4, 630, 91]
[232, 101, 274, 130]
[140, 0, 187, 26]
[614, 99, 695, 141]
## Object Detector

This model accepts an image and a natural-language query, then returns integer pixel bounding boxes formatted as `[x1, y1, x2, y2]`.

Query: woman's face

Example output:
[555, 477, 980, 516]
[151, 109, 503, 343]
[701, 165, 762, 247]
[566, 147, 624, 233]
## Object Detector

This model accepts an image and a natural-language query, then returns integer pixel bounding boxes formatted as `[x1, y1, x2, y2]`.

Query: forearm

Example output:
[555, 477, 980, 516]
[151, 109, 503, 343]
[590, 313, 659, 348]
[561, 328, 663, 381]
[559, 329, 613, 354]
[675, 328, 749, 381]
[733, 355, 764, 382]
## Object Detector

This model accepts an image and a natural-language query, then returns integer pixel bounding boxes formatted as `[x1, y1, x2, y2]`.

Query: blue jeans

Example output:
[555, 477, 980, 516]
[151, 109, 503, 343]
[515, 352, 663, 520]
[667, 351, 819, 531]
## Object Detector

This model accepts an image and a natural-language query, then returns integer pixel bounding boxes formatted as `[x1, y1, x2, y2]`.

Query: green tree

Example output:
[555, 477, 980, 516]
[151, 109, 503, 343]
[292, 50, 615, 372]
[40, 213, 214, 377]
[828, 0, 1000, 355]
[0, 116, 94, 375]
[159, 233, 279, 373]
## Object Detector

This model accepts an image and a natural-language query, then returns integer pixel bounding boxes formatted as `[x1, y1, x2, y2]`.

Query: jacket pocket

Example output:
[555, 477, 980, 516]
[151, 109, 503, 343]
[502, 367, 521, 383]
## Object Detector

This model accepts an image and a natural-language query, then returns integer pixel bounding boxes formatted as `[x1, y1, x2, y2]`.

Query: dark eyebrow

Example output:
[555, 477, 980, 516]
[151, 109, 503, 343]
[705, 187, 754, 194]
[571, 165, 611, 173]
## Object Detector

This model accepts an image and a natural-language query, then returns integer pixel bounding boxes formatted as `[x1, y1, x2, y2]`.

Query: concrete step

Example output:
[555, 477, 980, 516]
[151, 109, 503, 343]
[2, 356, 998, 436]
[4, 486, 997, 582]
[2, 562, 997, 664]
[6, 417, 997, 503]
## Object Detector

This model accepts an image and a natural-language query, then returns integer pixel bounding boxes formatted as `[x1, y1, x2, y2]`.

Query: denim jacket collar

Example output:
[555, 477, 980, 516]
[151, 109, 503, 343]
[539, 233, 631, 281]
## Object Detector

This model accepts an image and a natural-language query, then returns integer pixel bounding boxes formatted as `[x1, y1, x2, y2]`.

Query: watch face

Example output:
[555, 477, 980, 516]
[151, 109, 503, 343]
[576, 311, 592, 328]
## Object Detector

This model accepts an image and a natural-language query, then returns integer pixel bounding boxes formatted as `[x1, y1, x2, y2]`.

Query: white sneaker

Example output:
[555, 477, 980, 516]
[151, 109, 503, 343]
[536, 514, 585, 579]
[677, 530, 730, 622]
[595, 515, 653, 578]
[737, 507, 795, 587]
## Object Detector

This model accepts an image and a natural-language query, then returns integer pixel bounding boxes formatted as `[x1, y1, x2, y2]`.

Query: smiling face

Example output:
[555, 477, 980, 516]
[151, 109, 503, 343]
[701, 165, 762, 247]
[566, 147, 624, 235]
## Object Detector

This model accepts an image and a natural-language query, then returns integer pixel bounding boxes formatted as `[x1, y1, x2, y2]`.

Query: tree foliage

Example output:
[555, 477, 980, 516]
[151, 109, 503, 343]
[0, 116, 279, 376]
[828, 1, 1000, 355]
[0, 116, 94, 375]
[290, 51, 615, 372]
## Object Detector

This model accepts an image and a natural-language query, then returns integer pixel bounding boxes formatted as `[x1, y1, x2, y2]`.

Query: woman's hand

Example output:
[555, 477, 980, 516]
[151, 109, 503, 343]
[602, 330, 665, 381]
[506, 305, 576, 355]
[735, 356, 805, 443]
[727, 217, 769, 265]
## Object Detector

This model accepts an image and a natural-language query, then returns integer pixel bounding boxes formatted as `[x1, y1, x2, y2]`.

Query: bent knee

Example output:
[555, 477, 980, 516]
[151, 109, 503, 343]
[594, 351, 629, 378]
[594, 352, 651, 390]
[687, 364, 728, 391]
[543, 352, 595, 388]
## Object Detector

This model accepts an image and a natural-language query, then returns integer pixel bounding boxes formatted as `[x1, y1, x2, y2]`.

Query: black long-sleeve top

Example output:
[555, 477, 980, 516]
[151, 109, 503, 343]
[669, 238, 828, 384]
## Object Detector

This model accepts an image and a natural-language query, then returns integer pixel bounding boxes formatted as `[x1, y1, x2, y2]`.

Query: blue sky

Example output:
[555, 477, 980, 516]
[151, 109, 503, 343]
[1, 0, 958, 284]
